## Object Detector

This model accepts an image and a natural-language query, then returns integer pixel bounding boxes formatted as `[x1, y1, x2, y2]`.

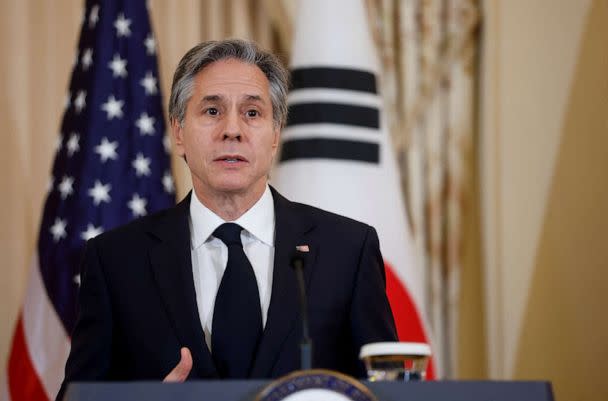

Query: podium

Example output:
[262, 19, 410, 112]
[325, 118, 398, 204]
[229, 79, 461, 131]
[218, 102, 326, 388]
[64, 380, 554, 401]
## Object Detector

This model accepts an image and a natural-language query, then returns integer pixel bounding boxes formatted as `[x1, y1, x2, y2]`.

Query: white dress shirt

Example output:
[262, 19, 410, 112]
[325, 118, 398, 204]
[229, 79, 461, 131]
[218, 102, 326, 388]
[189, 185, 275, 351]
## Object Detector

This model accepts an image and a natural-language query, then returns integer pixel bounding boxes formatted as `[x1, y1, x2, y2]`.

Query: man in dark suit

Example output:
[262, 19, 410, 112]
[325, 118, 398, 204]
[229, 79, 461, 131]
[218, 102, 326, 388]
[57, 39, 397, 399]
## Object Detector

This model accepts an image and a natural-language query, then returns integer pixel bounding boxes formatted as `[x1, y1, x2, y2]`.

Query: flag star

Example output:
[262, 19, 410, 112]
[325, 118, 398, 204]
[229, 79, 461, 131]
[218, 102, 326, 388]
[88, 180, 111, 205]
[101, 95, 124, 119]
[108, 53, 128, 78]
[128, 193, 147, 217]
[163, 134, 171, 154]
[144, 34, 156, 55]
[132, 153, 151, 176]
[73, 274, 81, 286]
[135, 112, 155, 135]
[74, 90, 87, 113]
[162, 171, 175, 194]
[114, 13, 132, 37]
[89, 4, 99, 28]
[58, 175, 75, 199]
[95, 137, 119, 162]
[67, 133, 80, 156]
[140, 72, 158, 95]
[81, 223, 103, 241]
[50, 218, 67, 242]
[81, 48, 93, 70]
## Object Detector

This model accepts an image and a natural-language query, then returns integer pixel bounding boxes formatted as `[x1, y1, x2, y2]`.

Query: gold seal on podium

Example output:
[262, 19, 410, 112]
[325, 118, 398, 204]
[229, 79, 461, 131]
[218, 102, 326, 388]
[254, 369, 378, 401]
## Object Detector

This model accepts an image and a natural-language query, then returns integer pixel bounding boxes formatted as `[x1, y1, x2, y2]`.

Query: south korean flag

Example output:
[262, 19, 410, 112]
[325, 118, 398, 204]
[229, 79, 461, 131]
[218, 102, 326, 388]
[272, 0, 437, 378]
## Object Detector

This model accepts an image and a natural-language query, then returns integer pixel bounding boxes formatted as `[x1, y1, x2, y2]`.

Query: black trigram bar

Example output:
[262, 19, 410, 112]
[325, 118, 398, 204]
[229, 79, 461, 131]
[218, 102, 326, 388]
[287, 103, 379, 129]
[291, 67, 377, 93]
[279, 138, 379, 164]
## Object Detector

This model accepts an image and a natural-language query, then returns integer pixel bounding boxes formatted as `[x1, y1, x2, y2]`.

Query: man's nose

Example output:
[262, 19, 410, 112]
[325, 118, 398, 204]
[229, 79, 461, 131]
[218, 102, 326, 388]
[222, 110, 241, 141]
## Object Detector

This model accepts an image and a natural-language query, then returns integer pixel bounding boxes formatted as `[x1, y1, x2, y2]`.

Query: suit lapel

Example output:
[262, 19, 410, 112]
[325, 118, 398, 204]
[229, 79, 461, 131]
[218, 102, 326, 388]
[147, 193, 218, 378]
[251, 188, 317, 377]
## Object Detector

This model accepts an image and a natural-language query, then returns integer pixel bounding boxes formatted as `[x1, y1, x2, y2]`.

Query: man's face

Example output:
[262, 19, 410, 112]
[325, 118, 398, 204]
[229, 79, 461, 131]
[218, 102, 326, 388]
[171, 59, 280, 199]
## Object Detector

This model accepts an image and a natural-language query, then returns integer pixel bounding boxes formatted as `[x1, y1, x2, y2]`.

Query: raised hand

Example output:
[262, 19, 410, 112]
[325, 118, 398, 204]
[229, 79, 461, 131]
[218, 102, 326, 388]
[163, 347, 193, 382]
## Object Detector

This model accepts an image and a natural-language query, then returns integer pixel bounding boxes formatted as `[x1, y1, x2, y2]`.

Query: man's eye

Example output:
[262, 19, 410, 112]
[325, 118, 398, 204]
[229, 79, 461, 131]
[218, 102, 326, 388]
[246, 110, 259, 117]
[205, 108, 218, 116]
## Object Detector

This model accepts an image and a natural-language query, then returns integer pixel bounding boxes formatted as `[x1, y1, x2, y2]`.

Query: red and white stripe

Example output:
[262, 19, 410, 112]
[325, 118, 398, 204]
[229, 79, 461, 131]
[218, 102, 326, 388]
[4, 255, 71, 401]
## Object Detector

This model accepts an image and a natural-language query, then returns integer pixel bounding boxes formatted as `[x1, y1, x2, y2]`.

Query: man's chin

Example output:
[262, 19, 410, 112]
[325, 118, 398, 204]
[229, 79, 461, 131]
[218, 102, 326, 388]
[209, 180, 266, 197]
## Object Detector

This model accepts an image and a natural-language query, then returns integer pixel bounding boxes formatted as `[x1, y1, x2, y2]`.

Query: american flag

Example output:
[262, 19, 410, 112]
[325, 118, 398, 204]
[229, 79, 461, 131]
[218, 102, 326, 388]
[2, 1, 175, 400]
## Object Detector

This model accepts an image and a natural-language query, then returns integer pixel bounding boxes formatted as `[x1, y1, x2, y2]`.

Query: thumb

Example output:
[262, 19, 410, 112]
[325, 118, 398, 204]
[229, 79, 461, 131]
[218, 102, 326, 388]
[163, 347, 193, 382]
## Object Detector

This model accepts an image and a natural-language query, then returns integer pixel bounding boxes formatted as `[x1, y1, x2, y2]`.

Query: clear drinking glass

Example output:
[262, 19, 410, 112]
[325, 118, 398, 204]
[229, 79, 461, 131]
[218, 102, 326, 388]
[359, 342, 431, 382]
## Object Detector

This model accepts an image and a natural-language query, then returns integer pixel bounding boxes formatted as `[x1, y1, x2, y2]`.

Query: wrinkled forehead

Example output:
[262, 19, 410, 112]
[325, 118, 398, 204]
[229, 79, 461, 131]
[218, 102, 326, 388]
[193, 59, 271, 97]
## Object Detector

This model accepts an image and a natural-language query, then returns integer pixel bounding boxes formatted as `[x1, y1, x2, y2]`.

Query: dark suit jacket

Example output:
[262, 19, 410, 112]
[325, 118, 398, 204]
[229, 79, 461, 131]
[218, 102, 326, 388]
[57, 187, 397, 399]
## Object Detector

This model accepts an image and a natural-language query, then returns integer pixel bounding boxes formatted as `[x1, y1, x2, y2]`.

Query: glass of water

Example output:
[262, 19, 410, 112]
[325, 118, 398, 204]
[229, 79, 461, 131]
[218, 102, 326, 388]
[359, 342, 431, 382]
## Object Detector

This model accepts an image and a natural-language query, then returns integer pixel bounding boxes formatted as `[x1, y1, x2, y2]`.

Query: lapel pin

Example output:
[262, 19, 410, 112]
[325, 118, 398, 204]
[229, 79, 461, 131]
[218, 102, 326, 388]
[296, 245, 310, 252]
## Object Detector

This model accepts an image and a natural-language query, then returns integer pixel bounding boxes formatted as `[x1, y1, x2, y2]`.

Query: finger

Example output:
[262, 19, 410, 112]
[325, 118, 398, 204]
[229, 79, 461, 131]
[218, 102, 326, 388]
[163, 347, 193, 382]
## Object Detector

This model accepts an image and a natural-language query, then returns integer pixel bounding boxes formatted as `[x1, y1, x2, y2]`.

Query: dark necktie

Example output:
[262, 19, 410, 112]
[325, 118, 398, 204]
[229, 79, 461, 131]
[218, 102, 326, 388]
[211, 223, 263, 378]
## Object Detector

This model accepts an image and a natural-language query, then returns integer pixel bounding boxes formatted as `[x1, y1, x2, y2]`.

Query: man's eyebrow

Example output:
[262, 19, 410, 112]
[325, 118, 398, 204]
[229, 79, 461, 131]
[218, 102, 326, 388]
[244, 94, 264, 102]
[197, 94, 266, 107]
[200, 95, 223, 103]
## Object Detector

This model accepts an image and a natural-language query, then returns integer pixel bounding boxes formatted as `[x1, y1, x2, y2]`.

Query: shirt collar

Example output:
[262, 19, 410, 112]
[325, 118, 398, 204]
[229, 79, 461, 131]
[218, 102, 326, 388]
[189, 185, 275, 249]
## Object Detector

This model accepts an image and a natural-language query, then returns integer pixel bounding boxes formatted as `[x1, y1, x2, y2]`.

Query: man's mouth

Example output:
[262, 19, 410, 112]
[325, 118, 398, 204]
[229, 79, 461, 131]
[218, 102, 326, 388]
[216, 155, 248, 163]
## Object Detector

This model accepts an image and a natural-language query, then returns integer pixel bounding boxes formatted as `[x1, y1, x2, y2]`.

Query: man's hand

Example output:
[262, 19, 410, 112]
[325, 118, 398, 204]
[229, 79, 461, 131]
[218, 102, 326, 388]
[163, 347, 193, 382]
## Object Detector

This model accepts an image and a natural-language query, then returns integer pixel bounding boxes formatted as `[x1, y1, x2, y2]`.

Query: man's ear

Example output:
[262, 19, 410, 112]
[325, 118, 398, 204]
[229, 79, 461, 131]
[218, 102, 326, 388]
[170, 118, 185, 158]
[272, 126, 280, 150]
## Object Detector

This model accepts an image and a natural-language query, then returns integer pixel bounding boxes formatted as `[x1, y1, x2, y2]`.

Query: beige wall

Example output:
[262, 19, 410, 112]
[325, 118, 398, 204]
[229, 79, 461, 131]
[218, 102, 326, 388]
[0, 0, 83, 384]
[481, 0, 608, 400]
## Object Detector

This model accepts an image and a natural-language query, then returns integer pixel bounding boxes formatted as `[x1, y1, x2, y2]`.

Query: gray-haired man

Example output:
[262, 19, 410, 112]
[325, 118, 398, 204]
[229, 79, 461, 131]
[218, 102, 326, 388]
[58, 39, 396, 400]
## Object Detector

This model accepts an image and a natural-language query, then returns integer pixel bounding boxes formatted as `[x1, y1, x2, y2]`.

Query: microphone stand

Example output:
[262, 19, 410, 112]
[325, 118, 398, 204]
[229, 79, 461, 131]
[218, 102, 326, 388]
[291, 252, 312, 370]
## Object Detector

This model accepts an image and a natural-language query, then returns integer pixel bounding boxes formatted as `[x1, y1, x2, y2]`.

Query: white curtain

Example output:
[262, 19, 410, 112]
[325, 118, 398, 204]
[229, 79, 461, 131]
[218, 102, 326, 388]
[366, 0, 481, 377]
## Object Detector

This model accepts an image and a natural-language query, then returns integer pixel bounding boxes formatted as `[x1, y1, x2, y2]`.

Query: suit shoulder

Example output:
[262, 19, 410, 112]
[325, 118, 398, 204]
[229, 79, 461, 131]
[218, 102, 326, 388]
[90, 205, 176, 247]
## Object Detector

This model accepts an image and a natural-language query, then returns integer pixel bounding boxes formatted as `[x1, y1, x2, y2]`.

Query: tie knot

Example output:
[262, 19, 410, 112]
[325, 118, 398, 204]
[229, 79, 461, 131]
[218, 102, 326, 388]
[213, 223, 243, 246]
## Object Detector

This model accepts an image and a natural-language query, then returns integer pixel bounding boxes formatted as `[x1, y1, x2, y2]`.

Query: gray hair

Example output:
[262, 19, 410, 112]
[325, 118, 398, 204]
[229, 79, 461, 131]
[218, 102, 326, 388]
[168, 39, 290, 129]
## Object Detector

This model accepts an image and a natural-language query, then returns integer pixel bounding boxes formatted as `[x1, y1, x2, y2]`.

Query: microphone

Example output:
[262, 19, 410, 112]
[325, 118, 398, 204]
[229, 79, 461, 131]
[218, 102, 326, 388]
[290, 250, 312, 370]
